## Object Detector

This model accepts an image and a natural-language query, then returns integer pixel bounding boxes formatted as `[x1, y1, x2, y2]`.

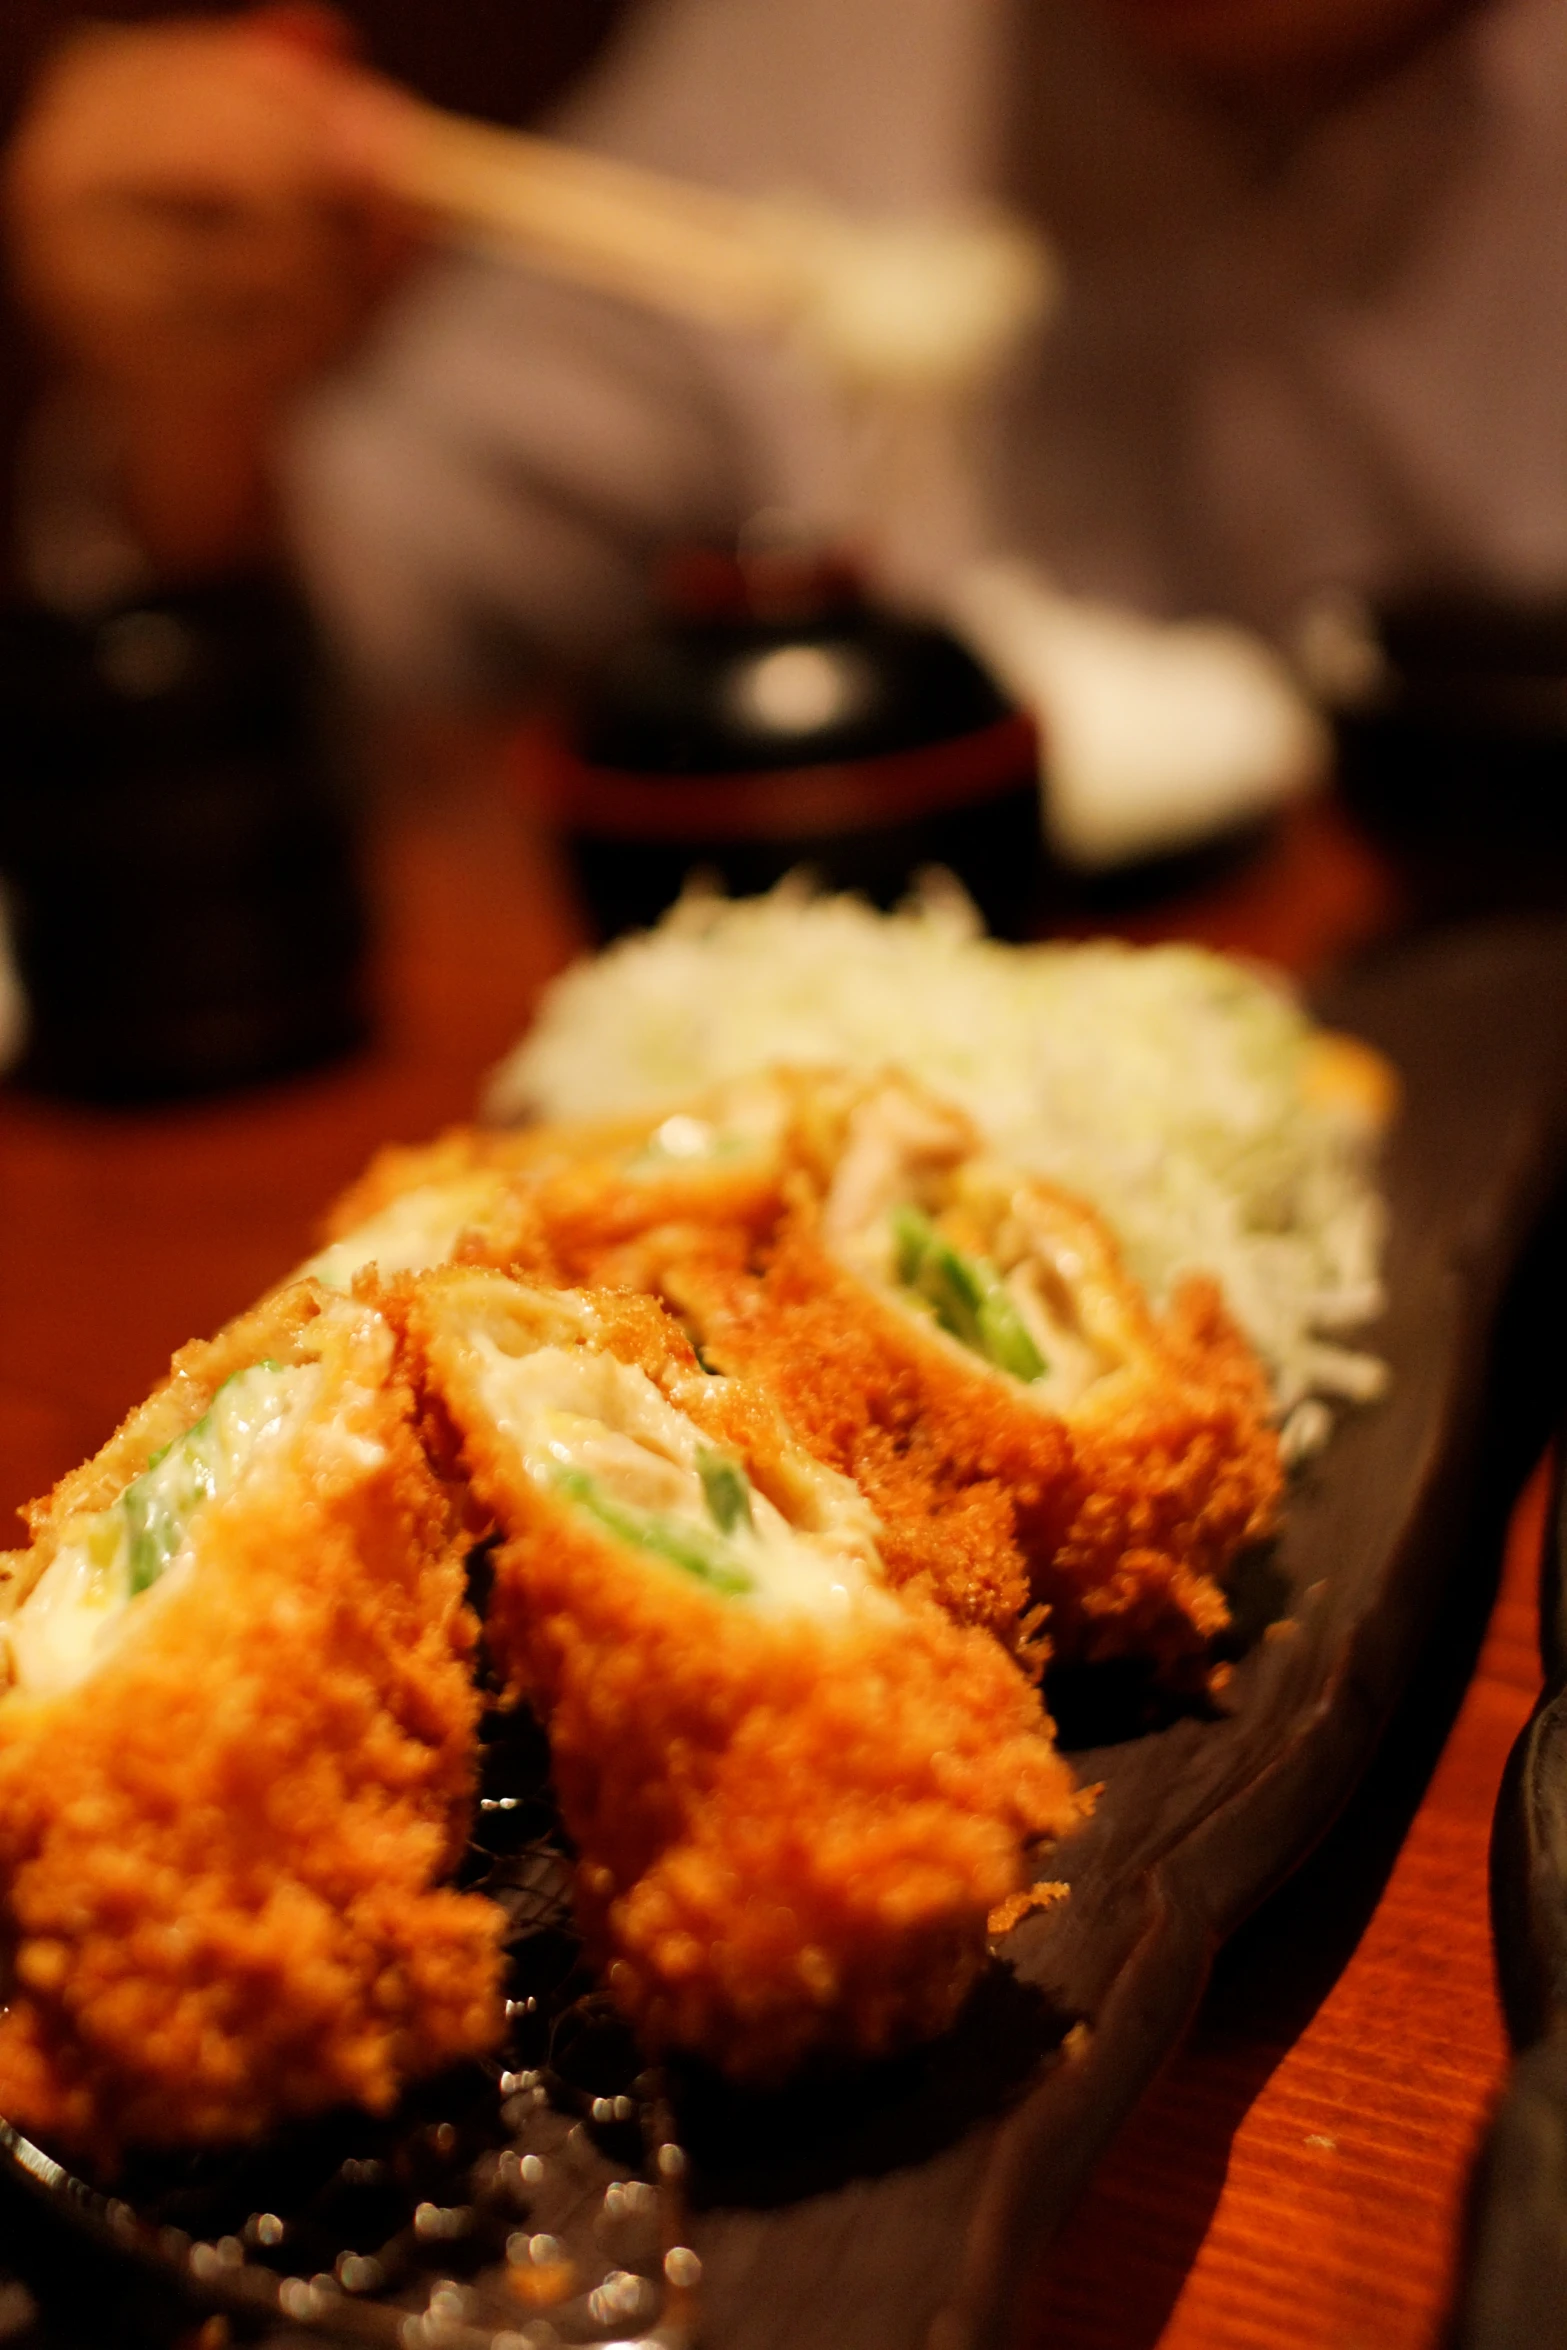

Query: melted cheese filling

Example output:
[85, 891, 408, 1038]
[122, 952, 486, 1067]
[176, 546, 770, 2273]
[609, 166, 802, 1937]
[2, 1362, 319, 1700]
[471, 1336, 888, 1624]
[822, 1086, 1126, 1412]
[989, 1252, 1111, 1408]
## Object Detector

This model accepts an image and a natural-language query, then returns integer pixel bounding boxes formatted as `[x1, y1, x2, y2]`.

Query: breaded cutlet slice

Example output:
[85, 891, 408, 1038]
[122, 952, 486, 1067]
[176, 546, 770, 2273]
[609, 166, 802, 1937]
[660, 1072, 1280, 1685]
[299, 1075, 802, 1299]
[398, 1267, 1083, 2085]
[0, 1283, 503, 2165]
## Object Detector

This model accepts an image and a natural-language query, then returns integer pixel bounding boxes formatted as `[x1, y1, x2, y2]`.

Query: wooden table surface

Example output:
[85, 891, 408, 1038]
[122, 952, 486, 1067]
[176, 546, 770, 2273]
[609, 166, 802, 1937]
[0, 756, 1546, 2350]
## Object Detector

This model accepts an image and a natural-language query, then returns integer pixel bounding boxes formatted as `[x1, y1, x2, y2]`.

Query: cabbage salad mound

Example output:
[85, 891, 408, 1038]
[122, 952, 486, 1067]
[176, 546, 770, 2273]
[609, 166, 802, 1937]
[485, 878, 1392, 1458]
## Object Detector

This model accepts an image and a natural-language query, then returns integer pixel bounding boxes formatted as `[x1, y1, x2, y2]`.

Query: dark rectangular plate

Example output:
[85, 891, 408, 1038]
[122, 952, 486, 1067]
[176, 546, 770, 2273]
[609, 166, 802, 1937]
[8, 918, 1567, 2350]
[686, 918, 1567, 2350]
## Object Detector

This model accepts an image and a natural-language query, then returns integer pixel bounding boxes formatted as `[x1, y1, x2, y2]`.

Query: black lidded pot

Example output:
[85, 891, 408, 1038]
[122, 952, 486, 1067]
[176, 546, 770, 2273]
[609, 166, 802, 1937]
[542, 545, 1046, 941]
[0, 574, 368, 1102]
[1326, 588, 1567, 919]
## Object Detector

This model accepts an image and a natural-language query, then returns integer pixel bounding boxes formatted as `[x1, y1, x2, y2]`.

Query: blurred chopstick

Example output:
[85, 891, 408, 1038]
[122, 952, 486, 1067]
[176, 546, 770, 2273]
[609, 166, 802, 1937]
[381, 103, 810, 333]
[374, 102, 1056, 389]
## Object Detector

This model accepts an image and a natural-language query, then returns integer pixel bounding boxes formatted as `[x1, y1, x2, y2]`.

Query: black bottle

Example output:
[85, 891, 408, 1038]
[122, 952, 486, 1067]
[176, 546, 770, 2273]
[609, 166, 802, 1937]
[0, 575, 368, 1102]
[543, 546, 1046, 940]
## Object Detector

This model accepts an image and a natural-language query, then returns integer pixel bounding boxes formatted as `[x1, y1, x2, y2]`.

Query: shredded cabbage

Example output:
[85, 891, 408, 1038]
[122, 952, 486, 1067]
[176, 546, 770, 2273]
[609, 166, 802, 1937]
[484, 881, 1388, 1427]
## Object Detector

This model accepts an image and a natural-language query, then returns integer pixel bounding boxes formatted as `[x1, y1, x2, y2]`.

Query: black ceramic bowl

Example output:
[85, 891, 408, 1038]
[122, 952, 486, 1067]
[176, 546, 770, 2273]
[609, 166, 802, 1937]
[544, 549, 1046, 941]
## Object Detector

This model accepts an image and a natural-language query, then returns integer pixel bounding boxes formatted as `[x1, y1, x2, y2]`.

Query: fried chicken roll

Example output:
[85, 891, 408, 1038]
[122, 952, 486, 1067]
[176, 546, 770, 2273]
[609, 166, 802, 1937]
[0, 1283, 503, 2165]
[666, 1073, 1281, 1680]
[310, 1067, 1278, 1680]
[306, 1075, 796, 1297]
[399, 1267, 1082, 2085]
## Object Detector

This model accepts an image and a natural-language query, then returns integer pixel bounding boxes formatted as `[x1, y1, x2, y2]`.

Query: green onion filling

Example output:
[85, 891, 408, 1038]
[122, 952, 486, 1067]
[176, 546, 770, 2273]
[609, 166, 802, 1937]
[551, 1464, 757, 1596]
[697, 1446, 754, 1534]
[891, 1204, 1048, 1384]
[119, 1360, 287, 1599]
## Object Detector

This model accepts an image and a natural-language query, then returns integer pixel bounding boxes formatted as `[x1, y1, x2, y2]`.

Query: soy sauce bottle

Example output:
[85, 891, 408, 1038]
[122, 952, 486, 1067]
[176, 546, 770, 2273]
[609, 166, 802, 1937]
[0, 574, 368, 1101]
[538, 545, 1046, 940]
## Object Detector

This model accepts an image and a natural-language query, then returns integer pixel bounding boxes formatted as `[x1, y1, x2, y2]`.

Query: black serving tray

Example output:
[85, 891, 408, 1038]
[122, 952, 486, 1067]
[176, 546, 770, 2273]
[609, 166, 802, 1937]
[10, 920, 1567, 2350]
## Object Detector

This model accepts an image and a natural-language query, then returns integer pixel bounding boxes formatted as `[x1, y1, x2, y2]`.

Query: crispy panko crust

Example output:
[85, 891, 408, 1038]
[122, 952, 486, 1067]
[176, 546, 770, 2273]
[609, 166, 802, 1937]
[468, 1152, 784, 1296]
[312, 1081, 801, 1309]
[322, 1127, 510, 1238]
[0, 1285, 504, 2165]
[658, 1225, 1057, 1654]
[318, 1110, 691, 1245]
[398, 1268, 1083, 2085]
[317, 1066, 1281, 1686]
[665, 1190, 1279, 1683]
[1057, 1270, 1279, 1658]
[447, 1071, 810, 1295]
[395, 1086, 1051, 1656]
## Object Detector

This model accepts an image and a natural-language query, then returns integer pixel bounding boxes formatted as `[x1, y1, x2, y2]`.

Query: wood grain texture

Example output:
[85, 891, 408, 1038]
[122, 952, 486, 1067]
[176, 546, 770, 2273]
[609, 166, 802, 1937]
[0, 772, 1547, 2350]
[1025, 1465, 1544, 2350]
[1018, 801, 1548, 2350]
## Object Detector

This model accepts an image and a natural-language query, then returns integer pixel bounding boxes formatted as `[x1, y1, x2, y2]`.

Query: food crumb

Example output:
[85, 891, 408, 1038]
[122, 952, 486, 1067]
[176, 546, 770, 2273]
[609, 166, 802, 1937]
[988, 1881, 1069, 1937]
[174, 2323, 229, 2350]
[1304, 2133, 1338, 2153]
[508, 2262, 577, 2309]
[506, 2236, 577, 2309]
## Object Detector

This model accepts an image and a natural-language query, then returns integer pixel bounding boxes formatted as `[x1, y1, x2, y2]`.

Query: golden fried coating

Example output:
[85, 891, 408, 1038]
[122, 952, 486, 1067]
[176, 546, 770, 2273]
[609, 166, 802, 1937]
[313, 1065, 1281, 1688]
[660, 1226, 1056, 1653]
[317, 1109, 688, 1244]
[309, 1078, 802, 1307]
[0, 1285, 504, 2165]
[400, 1268, 1082, 2085]
[658, 1090, 1281, 1683]
[482, 1151, 781, 1295]
[680, 1218, 1277, 1679]
[321, 1126, 511, 1237]
[1056, 1266, 1279, 1660]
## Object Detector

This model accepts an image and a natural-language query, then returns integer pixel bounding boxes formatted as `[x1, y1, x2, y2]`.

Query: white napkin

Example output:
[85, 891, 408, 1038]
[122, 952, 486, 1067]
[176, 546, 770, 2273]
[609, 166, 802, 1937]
[948, 557, 1328, 870]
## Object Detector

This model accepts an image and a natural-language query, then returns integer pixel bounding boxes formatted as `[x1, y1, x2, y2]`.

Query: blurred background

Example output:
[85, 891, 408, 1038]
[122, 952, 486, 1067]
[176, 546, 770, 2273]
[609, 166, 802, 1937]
[0, 0, 627, 589]
[4, 0, 1567, 1106]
